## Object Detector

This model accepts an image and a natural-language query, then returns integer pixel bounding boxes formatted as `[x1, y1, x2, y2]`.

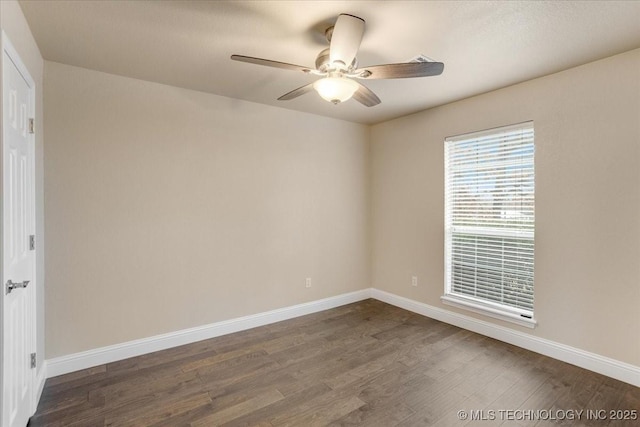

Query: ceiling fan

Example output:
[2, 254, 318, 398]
[231, 13, 444, 107]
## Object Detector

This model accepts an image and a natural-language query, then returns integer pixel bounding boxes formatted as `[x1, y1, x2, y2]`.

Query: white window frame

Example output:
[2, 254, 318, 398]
[442, 122, 536, 328]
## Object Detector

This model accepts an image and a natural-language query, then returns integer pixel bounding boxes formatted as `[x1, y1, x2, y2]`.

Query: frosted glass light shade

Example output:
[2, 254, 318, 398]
[313, 77, 359, 104]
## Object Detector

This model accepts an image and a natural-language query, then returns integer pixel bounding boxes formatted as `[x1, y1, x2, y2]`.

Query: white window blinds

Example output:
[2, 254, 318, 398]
[444, 122, 535, 318]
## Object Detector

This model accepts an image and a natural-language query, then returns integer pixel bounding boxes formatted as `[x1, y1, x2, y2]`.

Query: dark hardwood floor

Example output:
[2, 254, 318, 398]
[30, 299, 639, 426]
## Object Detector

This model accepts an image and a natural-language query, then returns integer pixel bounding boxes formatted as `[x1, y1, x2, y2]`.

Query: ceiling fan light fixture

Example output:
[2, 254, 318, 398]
[231, 12, 443, 108]
[313, 76, 359, 104]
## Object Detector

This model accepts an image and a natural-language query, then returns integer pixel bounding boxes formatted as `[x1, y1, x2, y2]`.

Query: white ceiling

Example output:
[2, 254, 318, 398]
[19, 0, 640, 125]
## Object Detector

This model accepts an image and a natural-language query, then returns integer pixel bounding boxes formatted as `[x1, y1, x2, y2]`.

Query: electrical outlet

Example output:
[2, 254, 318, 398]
[411, 276, 418, 287]
[305, 278, 312, 288]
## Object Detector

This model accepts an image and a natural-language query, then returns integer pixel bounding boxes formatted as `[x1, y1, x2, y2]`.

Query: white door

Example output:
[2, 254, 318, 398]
[2, 36, 36, 427]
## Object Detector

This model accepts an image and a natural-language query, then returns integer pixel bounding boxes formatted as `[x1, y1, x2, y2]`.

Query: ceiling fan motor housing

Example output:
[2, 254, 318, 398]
[315, 48, 357, 73]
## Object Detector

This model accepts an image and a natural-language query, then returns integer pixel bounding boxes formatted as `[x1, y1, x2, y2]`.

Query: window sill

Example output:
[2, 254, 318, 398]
[441, 295, 537, 329]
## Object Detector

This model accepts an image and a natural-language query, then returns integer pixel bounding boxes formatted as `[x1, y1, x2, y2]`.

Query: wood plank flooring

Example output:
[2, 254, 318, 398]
[30, 299, 639, 426]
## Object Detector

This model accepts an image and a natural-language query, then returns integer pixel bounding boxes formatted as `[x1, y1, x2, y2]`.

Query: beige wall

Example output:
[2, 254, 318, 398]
[44, 62, 370, 358]
[1, 0, 45, 374]
[371, 48, 640, 366]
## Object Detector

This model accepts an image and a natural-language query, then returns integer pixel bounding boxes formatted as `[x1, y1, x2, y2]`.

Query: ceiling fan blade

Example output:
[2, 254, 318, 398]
[352, 81, 381, 107]
[278, 83, 315, 101]
[354, 61, 444, 79]
[231, 55, 313, 73]
[329, 14, 365, 68]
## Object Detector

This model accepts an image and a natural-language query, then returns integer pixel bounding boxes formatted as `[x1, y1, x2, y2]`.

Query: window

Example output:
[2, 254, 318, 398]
[442, 122, 535, 327]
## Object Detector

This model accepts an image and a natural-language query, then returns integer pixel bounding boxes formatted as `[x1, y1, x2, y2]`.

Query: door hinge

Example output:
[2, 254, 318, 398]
[29, 118, 35, 134]
[29, 235, 35, 251]
[30, 353, 36, 369]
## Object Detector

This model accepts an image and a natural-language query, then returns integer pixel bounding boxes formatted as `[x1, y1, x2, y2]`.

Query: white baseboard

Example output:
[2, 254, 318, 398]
[44, 287, 640, 388]
[46, 289, 371, 378]
[371, 289, 640, 387]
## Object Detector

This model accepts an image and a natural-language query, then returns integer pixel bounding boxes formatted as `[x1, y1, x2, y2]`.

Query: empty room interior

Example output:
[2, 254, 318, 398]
[1, 0, 639, 426]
